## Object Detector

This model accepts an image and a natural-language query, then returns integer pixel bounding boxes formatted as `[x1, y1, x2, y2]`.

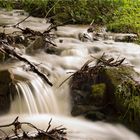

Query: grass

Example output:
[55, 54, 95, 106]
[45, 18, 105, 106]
[0, 0, 140, 41]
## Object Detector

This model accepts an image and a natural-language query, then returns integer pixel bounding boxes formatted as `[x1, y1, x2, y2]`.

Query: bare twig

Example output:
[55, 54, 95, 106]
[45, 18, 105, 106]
[0, 117, 67, 140]
[14, 14, 31, 27]
[59, 74, 73, 87]
[46, 118, 52, 132]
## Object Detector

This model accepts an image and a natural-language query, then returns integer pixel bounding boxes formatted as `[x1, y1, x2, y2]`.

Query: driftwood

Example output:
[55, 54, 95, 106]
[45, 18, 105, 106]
[0, 117, 67, 140]
[0, 41, 53, 86]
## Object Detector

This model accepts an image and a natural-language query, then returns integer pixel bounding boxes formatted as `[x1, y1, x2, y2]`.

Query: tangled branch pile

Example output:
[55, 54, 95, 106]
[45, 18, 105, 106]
[0, 117, 67, 140]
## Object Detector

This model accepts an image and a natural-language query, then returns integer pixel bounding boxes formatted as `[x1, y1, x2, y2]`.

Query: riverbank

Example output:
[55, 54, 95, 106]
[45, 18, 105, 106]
[0, 0, 140, 40]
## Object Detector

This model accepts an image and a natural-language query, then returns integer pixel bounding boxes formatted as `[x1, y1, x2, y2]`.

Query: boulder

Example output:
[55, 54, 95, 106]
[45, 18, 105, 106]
[0, 70, 17, 114]
[114, 33, 137, 42]
[45, 46, 62, 55]
[70, 64, 140, 133]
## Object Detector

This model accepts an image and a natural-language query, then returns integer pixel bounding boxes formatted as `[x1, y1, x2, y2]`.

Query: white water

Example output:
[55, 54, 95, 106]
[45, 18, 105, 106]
[0, 9, 140, 140]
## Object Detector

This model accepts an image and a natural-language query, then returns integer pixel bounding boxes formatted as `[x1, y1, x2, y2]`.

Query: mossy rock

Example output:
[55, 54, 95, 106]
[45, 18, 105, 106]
[26, 36, 46, 54]
[93, 66, 140, 132]
[115, 80, 140, 132]
[91, 83, 106, 106]
[70, 65, 140, 133]
[97, 66, 139, 104]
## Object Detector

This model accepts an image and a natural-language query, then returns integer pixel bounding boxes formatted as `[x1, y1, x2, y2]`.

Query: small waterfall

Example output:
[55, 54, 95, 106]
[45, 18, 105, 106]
[10, 68, 59, 114]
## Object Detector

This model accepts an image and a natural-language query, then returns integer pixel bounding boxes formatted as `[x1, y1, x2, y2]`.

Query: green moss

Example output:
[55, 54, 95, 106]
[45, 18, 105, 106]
[91, 83, 106, 97]
[127, 96, 140, 121]
[71, 62, 140, 133]
[115, 79, 140, 132]
[115, 80, 137, 108]
[91, 83, 106, 106]
[118, 96, 140, 131]
[101, 66, 138, 87]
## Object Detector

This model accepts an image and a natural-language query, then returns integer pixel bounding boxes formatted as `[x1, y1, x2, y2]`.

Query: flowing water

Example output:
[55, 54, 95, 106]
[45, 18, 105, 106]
[0, 9, 140, 140]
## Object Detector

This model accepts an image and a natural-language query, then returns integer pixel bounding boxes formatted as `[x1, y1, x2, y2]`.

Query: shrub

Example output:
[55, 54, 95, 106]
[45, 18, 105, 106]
[0, 0, 139, 37]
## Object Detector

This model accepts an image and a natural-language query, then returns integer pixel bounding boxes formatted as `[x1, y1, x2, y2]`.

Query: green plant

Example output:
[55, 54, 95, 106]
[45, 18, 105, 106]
[107, 0, 140, 35]
[0, 0, 140, 38]
[0, 0, 13, 10]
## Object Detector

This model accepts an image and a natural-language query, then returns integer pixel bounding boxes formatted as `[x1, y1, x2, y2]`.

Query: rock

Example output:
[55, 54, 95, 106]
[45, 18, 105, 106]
[78, 32, 93, 42]
[26, 36, 46, 54]
[0, 70, 14, 83]
[114, 33, 137, 42]
[0, 70, 16, 114]
[45, 46, 62, 55]
[88, 46, 101, 53]
[71, 104, 105, 120]
[70, 64, 140, 133]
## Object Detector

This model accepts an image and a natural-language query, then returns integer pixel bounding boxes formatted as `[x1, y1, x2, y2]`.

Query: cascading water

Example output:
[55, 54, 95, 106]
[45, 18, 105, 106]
[10, 68, 60, 114]
[0, 9, 140, 140]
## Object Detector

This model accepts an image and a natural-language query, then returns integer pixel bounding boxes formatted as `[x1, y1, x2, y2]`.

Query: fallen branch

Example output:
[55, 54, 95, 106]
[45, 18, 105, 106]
[0, 41, 53, 86]
[0, 117, 67, 140]
[14, 14, 31, 27]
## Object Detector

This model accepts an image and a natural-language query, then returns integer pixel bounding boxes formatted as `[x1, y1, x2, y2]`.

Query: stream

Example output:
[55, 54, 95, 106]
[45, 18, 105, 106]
[0, 9, 140, 140]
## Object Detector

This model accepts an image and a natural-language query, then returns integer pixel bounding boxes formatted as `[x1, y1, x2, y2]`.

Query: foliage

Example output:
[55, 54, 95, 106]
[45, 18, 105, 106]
[107, 0, 140, 35]
[0, 0, 13, 10]
[0, 0, 140, 36]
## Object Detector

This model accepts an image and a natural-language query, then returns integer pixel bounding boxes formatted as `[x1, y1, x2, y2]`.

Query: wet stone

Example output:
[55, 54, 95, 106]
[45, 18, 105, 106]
[0, 70, 16, 114]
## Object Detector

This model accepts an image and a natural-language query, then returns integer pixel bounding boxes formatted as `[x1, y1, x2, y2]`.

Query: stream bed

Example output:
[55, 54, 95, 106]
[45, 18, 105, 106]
[0, 9, 140, 140]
